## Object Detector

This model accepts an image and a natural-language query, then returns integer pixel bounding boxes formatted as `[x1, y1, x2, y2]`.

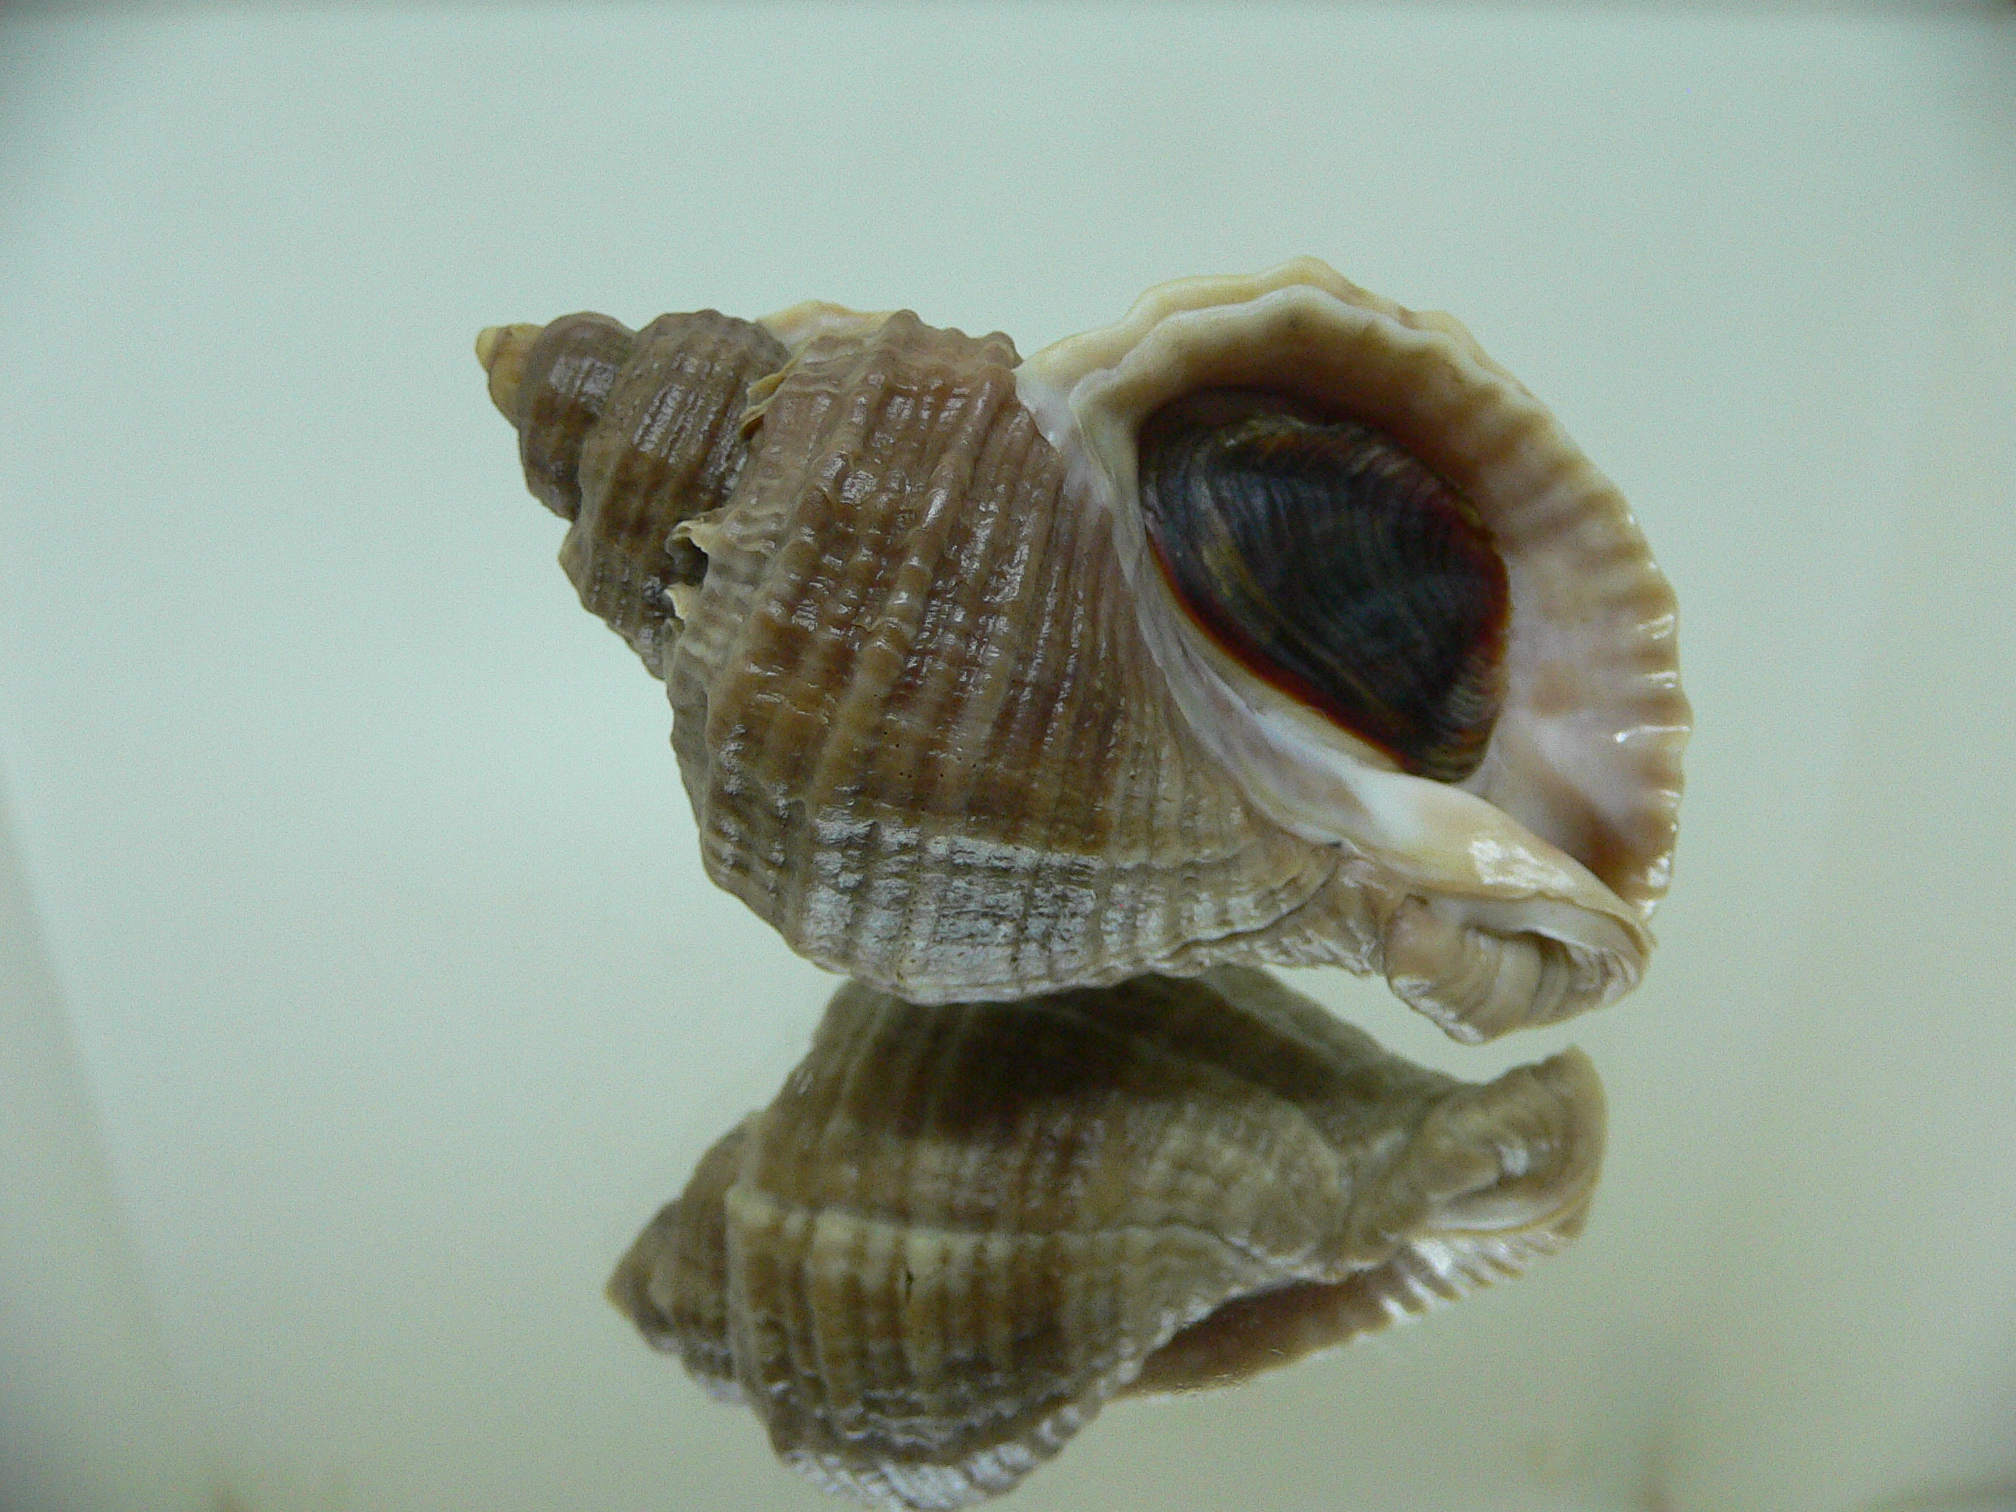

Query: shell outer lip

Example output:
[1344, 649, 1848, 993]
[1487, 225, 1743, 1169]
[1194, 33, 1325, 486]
[1013, 258, 1687, 1034]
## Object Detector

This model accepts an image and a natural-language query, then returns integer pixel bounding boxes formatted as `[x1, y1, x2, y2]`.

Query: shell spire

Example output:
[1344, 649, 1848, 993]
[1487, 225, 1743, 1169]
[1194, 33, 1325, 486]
[479, 309, 789, 676]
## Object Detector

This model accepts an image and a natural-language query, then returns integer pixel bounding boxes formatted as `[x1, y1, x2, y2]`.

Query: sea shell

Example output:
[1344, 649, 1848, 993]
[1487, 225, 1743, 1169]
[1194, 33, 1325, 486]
[478, 260, 1688, 1040]
[607, 966, 1606, 1510]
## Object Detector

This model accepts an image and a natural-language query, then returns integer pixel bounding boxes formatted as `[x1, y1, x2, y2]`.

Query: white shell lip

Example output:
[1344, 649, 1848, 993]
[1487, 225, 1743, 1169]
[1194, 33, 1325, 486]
[1015, 259, 1689, 1034]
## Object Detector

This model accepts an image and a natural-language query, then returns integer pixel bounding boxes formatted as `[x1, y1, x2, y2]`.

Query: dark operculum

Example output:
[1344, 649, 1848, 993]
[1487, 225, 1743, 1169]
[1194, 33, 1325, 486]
[1137, 389, 1510, 783]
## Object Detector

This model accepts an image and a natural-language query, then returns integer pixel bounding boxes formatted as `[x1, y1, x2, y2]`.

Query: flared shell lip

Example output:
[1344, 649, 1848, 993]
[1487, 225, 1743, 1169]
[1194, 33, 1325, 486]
[1010, 259, 1689, 943]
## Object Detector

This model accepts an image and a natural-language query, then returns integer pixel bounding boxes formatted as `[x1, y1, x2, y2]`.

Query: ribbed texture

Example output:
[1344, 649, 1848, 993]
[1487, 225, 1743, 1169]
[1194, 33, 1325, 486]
[515, 312, 635, 521]
[666, 317, 1339, 1002]
[513, 310, 789, 676]
[609, 968, 1605, 1509]
[568, 312, 788, 674]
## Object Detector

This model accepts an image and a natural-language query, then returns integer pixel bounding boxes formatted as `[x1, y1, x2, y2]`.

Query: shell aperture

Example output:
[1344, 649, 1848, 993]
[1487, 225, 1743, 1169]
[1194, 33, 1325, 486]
[608, 968, 1606, 1510]
[1136, 388, 1510, 784]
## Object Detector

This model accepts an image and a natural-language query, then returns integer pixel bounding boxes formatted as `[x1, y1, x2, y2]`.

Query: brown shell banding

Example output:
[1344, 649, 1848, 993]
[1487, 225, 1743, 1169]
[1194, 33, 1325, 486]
[479, 310, 789, 677]
[607, 967, 1605, 1510]
[1017, 260, 1689, 1040]
[660, 312, 1352, 1007]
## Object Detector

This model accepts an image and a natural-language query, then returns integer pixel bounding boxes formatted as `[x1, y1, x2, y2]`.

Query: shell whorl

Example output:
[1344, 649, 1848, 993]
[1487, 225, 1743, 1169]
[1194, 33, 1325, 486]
[660, 312, 1355, 1008]
[607, 967, 1606, 1510]
[479, 310, 788, 677]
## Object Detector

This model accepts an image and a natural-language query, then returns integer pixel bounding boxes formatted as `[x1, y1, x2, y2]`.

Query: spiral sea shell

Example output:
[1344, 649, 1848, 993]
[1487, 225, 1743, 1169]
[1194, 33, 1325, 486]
[478, 260, 1687, 1040]
[607, 966, 1606, 1509]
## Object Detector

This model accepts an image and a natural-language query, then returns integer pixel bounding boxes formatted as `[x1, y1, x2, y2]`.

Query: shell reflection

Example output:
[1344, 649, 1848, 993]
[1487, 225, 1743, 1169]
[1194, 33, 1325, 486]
[480, 261, 1687, 1041]
[608, 967, 1605, 1509]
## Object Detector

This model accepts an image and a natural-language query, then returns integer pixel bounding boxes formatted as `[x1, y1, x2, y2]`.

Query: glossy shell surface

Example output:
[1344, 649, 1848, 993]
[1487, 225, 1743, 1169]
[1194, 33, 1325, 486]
[480, 261, 1688, 1039]
[608, 967, 1606, 1509]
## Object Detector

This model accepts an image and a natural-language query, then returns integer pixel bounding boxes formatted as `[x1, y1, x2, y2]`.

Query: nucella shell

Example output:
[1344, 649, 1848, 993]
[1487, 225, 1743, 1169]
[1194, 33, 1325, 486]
[479, 260, 1687, 1041]
[608, 966, 1606, 1509]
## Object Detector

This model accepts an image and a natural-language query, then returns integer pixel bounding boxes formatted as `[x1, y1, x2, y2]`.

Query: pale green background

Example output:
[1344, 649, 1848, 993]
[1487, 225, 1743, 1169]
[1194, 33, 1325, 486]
[2, 5, 2013, 1511]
